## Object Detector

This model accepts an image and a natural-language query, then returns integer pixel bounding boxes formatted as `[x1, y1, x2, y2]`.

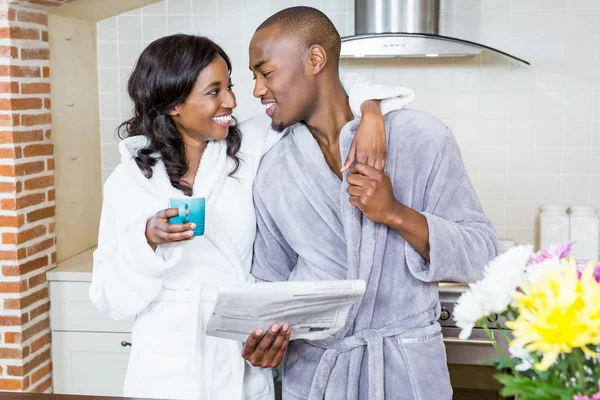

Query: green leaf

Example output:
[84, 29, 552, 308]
[477, 357, 504, 368]
[495, 374, 577, 400]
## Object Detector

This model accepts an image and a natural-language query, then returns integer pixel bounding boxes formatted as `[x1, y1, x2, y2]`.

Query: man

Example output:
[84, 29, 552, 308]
[242, 6, 499, 400]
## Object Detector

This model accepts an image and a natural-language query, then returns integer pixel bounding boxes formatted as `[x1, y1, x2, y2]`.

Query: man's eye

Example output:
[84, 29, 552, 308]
[262, 71, 272, 78]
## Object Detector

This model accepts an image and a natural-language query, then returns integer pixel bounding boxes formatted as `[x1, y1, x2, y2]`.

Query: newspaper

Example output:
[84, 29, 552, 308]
[205, 280, 366, 342]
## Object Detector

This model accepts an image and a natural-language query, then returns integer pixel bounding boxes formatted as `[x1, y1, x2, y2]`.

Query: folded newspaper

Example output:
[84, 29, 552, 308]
[205, 280, 366, 342]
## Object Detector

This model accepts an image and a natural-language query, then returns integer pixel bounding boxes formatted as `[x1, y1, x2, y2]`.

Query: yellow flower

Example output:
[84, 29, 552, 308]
[506, 259, 600, 371]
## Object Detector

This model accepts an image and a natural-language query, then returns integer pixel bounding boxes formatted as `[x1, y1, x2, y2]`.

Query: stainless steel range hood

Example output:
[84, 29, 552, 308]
[341, 0, 530, 65]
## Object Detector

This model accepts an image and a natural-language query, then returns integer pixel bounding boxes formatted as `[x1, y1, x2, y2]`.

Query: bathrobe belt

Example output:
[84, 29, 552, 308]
[307, 307, 437, 400]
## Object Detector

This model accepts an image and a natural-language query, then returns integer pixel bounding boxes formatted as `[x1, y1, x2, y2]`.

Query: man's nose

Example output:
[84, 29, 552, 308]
[253, 78, 267, 99]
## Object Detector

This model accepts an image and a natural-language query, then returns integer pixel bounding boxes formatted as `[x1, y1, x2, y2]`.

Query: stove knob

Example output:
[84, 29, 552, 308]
[440, 307, 450, 321]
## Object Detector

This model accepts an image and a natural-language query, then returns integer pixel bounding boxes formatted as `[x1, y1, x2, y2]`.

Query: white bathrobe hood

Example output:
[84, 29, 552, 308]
[341, 0, 530, 65]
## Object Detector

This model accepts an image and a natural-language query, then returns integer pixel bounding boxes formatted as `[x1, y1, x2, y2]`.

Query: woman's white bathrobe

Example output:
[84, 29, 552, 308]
[89, 74, 414, 400]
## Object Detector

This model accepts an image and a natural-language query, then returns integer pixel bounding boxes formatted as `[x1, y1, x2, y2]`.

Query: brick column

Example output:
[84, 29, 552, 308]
[0, 0, 75, 393]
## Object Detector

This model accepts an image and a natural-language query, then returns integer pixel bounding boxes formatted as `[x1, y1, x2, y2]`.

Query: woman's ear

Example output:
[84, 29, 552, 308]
[169, 104, 182, 117]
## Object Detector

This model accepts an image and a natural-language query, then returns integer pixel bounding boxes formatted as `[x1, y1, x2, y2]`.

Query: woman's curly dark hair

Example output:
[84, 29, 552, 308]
[118, 34, 242, 196]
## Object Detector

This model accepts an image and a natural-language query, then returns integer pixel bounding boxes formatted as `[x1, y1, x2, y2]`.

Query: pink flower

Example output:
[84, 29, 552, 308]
[573, 393, 600, 400]
[528, 242, 574, 265]
[576, 262, 600, 283]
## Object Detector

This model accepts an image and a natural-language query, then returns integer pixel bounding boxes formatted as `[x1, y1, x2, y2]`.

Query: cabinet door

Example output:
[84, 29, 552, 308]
[52, 331, 132, 396]
[49, 281, 133, 333]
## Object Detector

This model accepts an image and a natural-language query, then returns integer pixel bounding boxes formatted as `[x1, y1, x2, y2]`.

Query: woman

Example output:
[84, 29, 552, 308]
[89, 34, 412, 400]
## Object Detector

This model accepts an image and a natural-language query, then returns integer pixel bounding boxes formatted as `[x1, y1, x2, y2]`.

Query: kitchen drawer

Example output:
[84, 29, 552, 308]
[49, 281, 133, 333]
[52, 331, 131, 396]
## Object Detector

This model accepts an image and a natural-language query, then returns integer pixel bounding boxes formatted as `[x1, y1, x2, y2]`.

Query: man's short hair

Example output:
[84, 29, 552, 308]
[256, 6, 342, 68]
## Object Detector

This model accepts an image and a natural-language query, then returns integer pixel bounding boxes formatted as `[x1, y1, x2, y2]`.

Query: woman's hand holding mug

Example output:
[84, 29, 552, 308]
[145, 197, 205, 250]
[145, 208, 196, 250]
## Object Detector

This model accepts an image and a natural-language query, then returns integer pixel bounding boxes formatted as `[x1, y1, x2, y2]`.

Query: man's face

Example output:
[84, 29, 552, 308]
[249, 26, 315, 132]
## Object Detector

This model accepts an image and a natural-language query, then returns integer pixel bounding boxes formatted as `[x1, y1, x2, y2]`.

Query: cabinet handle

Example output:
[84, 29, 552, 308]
[121, 341, 132, 347]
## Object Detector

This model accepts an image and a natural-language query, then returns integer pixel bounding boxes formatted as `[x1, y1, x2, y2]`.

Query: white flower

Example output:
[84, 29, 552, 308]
[509, 342, 534, 371]
[454, 290, 486, 339]
[524, 257, 561, 283]
[453, 245, 533, 339]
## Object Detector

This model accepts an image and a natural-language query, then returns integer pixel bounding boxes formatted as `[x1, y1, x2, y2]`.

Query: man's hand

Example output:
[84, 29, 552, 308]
[242, 323, 291, 368]
[348, 162, 431, 261]
[341, 100, 387, 173]
[346, 162, 403, 225]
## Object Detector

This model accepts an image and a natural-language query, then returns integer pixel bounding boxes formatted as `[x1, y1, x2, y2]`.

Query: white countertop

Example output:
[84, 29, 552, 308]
[46, 247, 470, 295]
[47, 247, 95, 282]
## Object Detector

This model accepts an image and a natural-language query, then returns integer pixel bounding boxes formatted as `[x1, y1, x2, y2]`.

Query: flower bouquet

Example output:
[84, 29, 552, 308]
[453, 242, 600, 400]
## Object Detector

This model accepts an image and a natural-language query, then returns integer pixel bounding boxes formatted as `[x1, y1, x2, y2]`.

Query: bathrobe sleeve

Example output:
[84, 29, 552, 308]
[257, 73, 416, 156]
[342, 72, 415, 117]
[404, 129, 498, 284]
[250, 190, 298, 283]
[89, 165, 182, 320]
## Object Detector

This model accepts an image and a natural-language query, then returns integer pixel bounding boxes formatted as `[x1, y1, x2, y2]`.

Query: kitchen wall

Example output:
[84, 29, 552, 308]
[96, 0, 600, 247]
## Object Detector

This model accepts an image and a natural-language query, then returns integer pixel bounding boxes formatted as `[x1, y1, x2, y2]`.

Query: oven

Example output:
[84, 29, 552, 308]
[438, 282, 510, 365]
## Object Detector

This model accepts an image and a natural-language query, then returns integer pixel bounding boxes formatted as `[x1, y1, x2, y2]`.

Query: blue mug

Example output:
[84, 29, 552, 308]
[168, 197, 205, 236]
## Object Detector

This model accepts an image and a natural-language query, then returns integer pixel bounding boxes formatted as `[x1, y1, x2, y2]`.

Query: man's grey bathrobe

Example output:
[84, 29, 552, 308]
[251, 109, 499, 400]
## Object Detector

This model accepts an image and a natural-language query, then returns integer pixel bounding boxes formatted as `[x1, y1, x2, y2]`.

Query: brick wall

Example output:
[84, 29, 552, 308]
[0, 0, 75, 393]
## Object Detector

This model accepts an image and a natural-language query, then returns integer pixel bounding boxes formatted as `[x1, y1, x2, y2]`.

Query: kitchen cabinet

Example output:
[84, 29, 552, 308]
[47, 248, 133, 396]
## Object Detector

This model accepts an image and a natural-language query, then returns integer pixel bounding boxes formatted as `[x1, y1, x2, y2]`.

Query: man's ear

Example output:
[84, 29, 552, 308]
[308, 45, 327, 75]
